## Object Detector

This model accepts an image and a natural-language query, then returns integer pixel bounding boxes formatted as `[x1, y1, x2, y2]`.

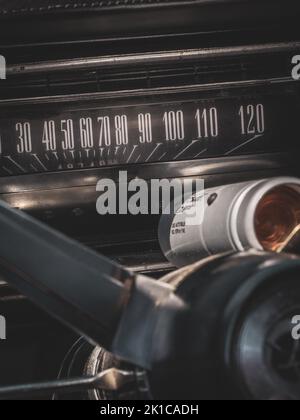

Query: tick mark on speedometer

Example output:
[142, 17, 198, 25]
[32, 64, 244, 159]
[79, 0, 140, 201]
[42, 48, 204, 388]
[2, 167, 13, 175]
[225, 134, 263, 155]
[30, 164, 38, 172]
[32, 154, 47, 171]
[158, 152, 167, 161]
[52, 152, 59, 161]
[146, 143, 162, 162]
[127, 145, 138, 164]
[5, 156, 26, 173]
[174, 140, 200, 159]
[194, 148, 208, 158]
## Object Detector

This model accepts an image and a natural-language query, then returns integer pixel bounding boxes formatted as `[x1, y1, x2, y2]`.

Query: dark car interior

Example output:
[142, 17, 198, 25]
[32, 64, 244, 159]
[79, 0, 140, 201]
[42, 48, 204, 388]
[0, 0, 300, 401]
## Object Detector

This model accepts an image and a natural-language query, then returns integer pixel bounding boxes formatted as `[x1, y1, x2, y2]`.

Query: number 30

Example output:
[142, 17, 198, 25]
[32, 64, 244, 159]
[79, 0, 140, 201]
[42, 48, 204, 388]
[16, 122, 32, 154]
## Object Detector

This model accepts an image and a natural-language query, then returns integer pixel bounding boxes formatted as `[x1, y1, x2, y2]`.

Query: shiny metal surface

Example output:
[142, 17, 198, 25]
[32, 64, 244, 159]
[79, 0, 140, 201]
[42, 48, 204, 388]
[0, 153, 295, 195]
[0, 76, 294, 107]
[0, 368, 136, 399]
[7, 41, 300, 76]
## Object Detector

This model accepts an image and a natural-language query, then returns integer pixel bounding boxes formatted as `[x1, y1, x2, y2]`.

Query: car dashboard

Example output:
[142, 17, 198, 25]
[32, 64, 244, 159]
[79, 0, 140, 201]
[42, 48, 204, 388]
[0, 0, 300, 401]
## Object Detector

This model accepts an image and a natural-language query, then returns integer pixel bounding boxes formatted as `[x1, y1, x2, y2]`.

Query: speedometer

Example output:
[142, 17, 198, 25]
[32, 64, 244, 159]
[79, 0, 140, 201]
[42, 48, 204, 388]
[0, 83, 298, 177]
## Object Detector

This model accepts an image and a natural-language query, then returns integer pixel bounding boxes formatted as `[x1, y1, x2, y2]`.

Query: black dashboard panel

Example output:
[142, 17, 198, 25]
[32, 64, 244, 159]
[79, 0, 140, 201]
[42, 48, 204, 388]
[0, 0, 300, 46]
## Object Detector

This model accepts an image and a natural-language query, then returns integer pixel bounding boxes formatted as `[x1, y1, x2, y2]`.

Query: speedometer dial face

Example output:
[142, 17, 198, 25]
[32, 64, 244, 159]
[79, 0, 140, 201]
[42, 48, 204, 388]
[0, 87, 298, 176]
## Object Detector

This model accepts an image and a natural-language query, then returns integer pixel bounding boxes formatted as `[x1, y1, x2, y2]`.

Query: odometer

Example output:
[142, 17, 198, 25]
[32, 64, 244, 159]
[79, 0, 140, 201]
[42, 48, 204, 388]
[0, 85, 298, 176]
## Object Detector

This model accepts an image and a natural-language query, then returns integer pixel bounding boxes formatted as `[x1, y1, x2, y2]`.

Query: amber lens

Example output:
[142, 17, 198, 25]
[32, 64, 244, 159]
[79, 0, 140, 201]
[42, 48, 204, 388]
[255, 186, 300, 252]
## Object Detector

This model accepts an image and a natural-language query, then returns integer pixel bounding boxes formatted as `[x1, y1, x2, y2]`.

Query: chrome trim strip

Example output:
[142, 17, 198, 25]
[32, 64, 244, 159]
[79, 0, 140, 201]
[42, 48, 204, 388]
[0, 76, 294, 107]
[129, 262, 173, 273]
[7, 41, 300, 76]
[0, 153, 296, 195]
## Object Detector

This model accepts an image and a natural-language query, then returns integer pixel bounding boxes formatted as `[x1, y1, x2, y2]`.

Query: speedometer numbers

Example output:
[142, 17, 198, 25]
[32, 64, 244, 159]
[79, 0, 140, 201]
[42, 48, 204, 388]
[0, 93, 295, 177]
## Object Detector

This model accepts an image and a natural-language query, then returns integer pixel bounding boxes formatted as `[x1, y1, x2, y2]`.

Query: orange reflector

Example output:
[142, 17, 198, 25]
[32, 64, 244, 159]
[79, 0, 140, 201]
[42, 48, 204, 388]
[255, 186, 300, 252]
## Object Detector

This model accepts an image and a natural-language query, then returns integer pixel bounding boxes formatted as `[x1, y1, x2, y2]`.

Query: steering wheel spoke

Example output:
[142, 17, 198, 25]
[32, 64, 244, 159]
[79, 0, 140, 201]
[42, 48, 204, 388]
[0, 201, 178, 369]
